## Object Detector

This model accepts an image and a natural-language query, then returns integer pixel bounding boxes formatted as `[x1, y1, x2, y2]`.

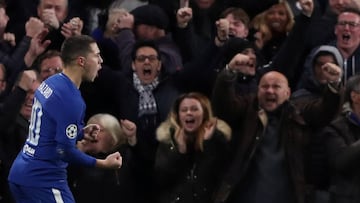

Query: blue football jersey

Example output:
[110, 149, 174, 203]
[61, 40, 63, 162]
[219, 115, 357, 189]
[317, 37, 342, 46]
[8, 73, 96, 188]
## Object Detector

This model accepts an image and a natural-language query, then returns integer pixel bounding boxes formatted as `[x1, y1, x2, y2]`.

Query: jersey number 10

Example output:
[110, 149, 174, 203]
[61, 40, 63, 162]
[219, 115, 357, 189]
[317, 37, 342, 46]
[27, 98, 43, 146]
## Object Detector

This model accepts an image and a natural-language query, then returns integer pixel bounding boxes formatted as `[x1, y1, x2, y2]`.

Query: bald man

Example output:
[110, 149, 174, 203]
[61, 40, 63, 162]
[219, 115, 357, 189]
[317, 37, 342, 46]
[212, 66, 342, 203]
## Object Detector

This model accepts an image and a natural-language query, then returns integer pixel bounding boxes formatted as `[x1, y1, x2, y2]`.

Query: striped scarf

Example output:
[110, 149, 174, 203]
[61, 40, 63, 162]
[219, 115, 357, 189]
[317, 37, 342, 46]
[133, 73, 159, 117]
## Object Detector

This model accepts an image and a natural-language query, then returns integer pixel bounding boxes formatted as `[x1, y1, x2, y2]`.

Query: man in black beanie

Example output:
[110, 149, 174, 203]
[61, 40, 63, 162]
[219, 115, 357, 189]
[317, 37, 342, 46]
[131, 4, 169, 31]
[112, 4, 183, 76]
[218, 37, 260, 95]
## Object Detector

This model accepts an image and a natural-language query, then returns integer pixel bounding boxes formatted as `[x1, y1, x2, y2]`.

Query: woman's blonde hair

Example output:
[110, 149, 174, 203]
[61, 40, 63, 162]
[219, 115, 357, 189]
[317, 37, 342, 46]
[251, 1, 294, 43]
[265, 1, 295, 33]
[87, 113, 126, 151]
[250, 12, 272, 46]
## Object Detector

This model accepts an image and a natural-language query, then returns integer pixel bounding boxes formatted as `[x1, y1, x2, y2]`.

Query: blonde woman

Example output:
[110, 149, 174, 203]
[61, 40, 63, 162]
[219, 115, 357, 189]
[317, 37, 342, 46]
[77, 113, 128, 154]
[250, 1, 295, 61]
[70, 113, 137, 203]
[152, 92, 231, 203]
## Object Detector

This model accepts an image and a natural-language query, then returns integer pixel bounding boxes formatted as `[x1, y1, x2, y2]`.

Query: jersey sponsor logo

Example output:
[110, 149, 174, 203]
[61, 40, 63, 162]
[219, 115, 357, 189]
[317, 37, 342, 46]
[66, 124, 78, 139]
[23, 144, 35, 156]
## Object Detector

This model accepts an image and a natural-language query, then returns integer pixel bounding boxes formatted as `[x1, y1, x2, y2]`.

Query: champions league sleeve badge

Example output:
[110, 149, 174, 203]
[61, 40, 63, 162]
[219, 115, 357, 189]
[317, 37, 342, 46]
[66, 124, 78, 139]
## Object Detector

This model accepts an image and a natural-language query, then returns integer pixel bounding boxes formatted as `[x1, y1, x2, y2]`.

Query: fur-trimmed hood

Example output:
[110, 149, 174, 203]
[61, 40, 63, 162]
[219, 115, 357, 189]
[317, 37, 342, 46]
[156, 119, 232, 143]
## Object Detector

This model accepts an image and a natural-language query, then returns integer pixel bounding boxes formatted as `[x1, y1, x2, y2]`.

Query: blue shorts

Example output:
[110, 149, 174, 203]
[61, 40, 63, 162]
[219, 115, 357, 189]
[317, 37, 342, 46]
[8, 182, 75, 203]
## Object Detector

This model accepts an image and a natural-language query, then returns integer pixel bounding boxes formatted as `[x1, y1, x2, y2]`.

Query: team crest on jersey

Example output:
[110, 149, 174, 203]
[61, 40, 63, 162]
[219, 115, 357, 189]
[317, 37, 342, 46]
[66, 124, 78, 139]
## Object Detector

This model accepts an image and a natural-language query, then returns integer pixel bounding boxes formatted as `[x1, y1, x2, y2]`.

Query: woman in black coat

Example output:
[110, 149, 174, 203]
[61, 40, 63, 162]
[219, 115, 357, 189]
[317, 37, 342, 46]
[152, 92, 231, 203]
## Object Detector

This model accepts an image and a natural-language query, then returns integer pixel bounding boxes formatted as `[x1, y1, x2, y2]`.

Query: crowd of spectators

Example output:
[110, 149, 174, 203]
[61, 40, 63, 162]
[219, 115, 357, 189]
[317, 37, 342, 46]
[1, 0, 360, 202]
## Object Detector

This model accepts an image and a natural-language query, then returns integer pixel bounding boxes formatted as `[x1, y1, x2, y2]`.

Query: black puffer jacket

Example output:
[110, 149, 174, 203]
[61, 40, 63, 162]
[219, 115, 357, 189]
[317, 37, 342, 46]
[153, 119, 231, 203]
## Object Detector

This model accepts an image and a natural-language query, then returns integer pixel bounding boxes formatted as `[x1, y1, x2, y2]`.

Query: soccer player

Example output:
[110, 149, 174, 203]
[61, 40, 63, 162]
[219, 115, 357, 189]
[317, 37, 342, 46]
[7, 35, 122, 203]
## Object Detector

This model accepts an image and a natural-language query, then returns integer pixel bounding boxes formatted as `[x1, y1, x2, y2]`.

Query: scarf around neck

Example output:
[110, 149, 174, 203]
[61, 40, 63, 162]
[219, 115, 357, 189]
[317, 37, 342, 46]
[133, 73, 159, 117]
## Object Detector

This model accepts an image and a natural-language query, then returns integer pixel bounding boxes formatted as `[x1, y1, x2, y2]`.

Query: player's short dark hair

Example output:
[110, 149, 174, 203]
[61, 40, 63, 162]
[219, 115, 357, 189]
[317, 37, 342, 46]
[61, 35, 96, 66]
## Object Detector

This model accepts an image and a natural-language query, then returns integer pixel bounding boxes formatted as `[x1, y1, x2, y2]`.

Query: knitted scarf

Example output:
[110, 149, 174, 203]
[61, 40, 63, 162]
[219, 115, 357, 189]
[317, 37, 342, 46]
[133, 73, 159, 117]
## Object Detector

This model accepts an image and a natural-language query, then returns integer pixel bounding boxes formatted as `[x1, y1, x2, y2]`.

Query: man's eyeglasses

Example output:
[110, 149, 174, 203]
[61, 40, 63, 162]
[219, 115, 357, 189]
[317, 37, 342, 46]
[337, 21, 360, 29]
[135, 55, 159, 63]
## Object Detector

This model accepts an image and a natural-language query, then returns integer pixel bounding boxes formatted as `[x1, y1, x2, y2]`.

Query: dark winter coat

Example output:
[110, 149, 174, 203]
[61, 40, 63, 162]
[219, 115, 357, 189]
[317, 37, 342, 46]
[153, 119, 231, 203]
[325, 103, 360, 203]
[212, 69, 342, 203]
